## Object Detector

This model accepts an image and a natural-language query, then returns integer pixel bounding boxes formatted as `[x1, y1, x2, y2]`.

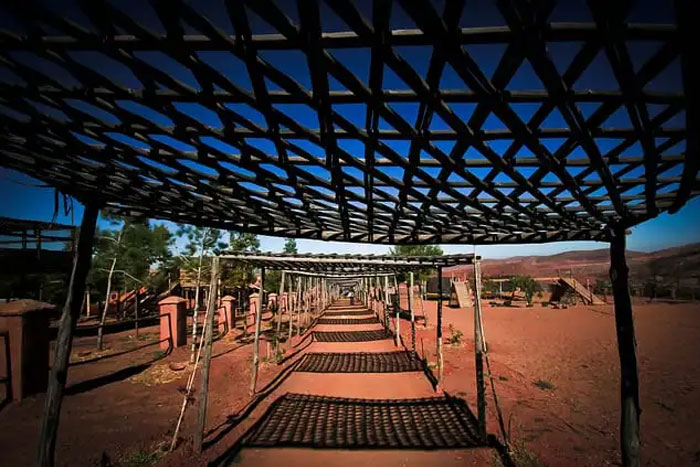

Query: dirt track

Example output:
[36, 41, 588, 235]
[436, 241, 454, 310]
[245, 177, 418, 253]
[0, 299, 698, 466]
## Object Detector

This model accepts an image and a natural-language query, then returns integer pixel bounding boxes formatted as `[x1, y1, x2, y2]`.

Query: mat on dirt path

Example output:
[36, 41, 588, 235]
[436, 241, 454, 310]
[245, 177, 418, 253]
[317, 317, 380, 325]
[243, 393, 485, 449]
[313, 330, 392, 342]
[296, 351, 424, 373]
[323, 310, 374, 317]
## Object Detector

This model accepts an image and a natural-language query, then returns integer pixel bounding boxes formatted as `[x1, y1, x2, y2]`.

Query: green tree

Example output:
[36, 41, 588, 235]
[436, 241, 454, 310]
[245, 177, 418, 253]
[221, 231, 260, 289]
[90, 215, 173, 349]
[389, 244, 444, 282]
[264, 238, 299, 300]
[283, 238, 298, 254]
[176, 225, 227, 362]
[509, 275, 542, 305]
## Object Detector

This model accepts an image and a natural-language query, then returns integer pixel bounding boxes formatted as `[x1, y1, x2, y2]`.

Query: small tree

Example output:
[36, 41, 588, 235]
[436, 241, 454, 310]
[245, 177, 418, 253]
[389, 244, 444, 283]
[266, 238, 299, 301]
[176, 225, 226, 363]
[509, 275, 542, 306]
[283, 238, 298, 254]
[221, 231, 260, 292]
[91, 214, 173, 350]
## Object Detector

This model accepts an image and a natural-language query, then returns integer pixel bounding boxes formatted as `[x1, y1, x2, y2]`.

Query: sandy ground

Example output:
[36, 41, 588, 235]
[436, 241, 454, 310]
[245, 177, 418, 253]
[0, 298, 698, 466]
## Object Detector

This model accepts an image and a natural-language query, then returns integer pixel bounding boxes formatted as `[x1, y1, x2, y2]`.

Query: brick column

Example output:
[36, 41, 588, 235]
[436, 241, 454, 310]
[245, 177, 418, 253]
[0, 299, 56, 401]
[158, 296, 187, 350]
[219, 295, 236, 335]
[248, 293, 259, 330]
[267, 293, 278, 312]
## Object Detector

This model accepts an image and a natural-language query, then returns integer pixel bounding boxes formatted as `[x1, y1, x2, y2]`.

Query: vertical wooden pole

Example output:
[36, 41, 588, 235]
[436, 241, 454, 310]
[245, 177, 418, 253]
[474, 260, 486, 435]
[194, 256, 220, 453]
[37, 202, 99, 467]
[437, 266, 444, 386]
[409, 272, 415, 352]
[288, 275, 295, 348]
[420, 280, 427, 327]
[610, 229, 641, 467]
[394, 275, 400, 347]
[383, 275, 390, 330]
[250, 267, 265, 395]
[275, 270, 286, 351]
[134, 288, 139, 337]
[85, 288, 90, 318]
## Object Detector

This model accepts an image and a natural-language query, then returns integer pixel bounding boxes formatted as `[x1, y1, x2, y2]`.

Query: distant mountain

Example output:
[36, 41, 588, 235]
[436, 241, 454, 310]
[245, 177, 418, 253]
[445, 242, 700, 282]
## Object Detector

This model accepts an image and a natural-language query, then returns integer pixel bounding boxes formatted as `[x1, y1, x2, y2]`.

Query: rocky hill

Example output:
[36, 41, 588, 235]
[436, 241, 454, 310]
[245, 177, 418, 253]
[446, 243, 700, 283]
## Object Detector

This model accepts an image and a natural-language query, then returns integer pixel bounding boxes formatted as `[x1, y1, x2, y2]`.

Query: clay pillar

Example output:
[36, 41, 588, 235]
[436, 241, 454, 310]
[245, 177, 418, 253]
[268, 293, 278, 312]
[219, 295, 236, 335]
[248, 293, 259, 330]
[0, 300, 56, 401]
[158, 296, 187, 350]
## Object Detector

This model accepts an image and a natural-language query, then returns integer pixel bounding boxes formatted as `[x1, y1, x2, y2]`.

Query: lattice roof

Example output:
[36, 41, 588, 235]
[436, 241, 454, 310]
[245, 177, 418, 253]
[0, 1, 696, 244]
[0, 216, 75, 247]
[221, 252, 476, 273]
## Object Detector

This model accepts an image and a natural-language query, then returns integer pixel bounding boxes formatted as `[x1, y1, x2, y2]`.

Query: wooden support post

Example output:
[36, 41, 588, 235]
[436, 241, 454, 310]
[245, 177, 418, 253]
[134, 289, 139, 337]
[610, 229, 641, 467]
[383, 275, 390, 330]
[394, 275, 400, 347]
[409, 272, 415, 352]
[275, 270, 286, 352]
[437, 266, 444, 386]
[37, 202, 99, 467]
[420, 280, 427, 327]
[250, 267, 264, 395]
[474, 260, 486, 435]
[290, 277, 299, 345]
[194, 257, 220, 453]
[85, 288, 90, 318]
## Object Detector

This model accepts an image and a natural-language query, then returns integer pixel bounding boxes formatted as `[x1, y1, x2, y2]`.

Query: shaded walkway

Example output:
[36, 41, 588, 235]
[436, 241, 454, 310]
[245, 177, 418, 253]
[209, 299, 494, 466]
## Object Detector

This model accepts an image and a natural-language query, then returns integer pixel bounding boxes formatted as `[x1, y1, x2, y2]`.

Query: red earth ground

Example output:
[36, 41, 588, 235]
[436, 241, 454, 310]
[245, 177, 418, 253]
[0, 298, 698, 466]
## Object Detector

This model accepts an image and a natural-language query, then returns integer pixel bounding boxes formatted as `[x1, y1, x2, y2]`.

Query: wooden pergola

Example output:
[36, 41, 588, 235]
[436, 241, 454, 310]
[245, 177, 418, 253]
[0, 1, 696, 466]
[187, 252, 480, 450]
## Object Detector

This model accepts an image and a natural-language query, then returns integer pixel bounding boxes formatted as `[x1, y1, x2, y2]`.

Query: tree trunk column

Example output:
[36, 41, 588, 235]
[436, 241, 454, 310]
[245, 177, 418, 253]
[437, 266, 444, 386]
[473, 260, 486, 435]
[37, 202, 99, 467]
[250, 267, 265, 395]
[195, 257, 220, 452]
[610, 229, 641, 467]
[409, 272, 415, 352]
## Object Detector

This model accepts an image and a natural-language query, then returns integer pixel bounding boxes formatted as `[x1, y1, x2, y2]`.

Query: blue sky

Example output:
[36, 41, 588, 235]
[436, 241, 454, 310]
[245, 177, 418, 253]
[2, 167, 698, 258]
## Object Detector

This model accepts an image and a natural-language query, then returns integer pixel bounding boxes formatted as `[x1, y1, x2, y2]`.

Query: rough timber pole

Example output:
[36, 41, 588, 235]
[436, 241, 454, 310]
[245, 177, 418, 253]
[275, 270, 286, 352]
[194, 256, 220, 453]
[394, 275, 400, 347]
[437, 266, 444, 386]
[474, 260, 486, 435]
[409, 272, 415, 352]
[37, 202, 99, 467]
[250, 267, 265, 395]
[610, 229, 641, 467]
[383, 275, 390, 330]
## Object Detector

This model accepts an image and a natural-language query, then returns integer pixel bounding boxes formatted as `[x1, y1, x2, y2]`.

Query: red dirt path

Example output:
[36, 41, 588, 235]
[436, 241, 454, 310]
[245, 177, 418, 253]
[0, 299, 698, 466]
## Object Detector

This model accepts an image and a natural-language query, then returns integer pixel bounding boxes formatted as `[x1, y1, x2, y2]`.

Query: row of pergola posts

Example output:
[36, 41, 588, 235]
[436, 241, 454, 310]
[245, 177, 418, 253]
[36, 236, 642, 467]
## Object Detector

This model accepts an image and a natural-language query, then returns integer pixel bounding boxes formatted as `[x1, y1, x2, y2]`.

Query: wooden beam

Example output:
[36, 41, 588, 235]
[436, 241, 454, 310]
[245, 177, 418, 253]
[250, 266, 265, 395]
[669, 0, 698, 214]
[37, 202, 99, 467]
[194, 256, 220, 453]
[610, 228, 641, 467]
